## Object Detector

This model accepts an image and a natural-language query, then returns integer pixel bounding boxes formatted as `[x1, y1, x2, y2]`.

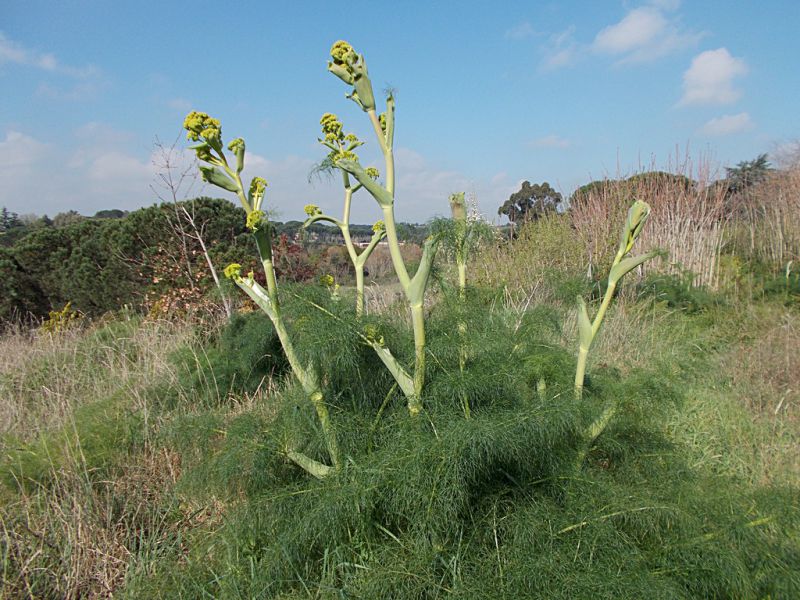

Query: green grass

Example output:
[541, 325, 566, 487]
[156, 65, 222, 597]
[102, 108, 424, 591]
[2, 273, 799, 598]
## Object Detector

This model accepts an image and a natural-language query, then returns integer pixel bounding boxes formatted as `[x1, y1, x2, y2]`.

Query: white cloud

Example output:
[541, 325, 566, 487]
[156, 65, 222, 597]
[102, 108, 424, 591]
[0, 131, 50, 170]
[530, 135, 571, 149]
[699, 112, 754, 136]
[505, 21, 536, 40]
[592, 5, 703, 64]
[0, 32, 98, 78]
[168, 98, 193, 112]
[678, 48, 748, 106]
[0, 125, 512, 224]
[539, 26, 580, 71]
[594, 8, 668, 54]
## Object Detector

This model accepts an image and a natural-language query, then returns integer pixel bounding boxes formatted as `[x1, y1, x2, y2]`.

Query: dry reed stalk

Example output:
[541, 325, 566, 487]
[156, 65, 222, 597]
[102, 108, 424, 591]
[732, 166, 800, 267]
[570, 157, 728, 288]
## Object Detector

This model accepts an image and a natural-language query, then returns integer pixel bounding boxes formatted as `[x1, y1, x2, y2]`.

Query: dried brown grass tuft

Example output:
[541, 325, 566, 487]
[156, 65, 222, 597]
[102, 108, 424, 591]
[0, 316, 196, 441]
[728, 166, 800, 268]
[1, 448, 184, 599]
[570, 158, 728, 288]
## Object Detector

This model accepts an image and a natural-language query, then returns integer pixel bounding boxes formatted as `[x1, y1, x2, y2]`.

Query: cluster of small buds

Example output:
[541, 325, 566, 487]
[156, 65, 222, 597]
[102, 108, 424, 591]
[365, 167, 380, 180]
[378, 112, 387, 133]
[330, 40, 356, 64]
[319, 274, 335, 287]
[223, 263, 242, 280]
[249, 177, 268, 208]
[327, 40, 376, 112]
[184, 111, 222, 148]
[372, 220, 385, 233]
[363, 324, 385, 346]
[246, 210, 265, 231]
[227, 138, 245, 153]
[335, 150, 358, 162]
[320, 113, 344, 142]
[304, 204, 323, 216]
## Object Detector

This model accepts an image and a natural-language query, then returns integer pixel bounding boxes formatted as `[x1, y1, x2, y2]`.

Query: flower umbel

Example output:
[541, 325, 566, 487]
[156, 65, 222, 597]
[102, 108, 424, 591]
[184, 111, 223, 150]
[246, 210, 265, 231]
[327, 40, 376, 111]
[249, 177, 268, 210]
[223, 263, 242, 280]
[304, 204, 322, 216]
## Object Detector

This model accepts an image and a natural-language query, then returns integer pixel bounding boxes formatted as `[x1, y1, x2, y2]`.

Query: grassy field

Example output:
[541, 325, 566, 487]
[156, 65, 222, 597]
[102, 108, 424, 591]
[1, 212, 799, 597]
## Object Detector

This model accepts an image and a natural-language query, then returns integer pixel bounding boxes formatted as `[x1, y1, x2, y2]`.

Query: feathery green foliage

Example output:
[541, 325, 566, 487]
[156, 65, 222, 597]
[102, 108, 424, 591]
[126, 300, 799, 598]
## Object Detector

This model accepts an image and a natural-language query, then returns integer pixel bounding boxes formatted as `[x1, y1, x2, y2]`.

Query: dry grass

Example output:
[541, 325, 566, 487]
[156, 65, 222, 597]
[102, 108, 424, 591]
[728, 166, 800, 268]
[1, 448, 183, 599]
[472, 214, 586, 308]
[570, 160, 728, 288]
[0, 316, 205, 599]
[0, 316, 195, 441]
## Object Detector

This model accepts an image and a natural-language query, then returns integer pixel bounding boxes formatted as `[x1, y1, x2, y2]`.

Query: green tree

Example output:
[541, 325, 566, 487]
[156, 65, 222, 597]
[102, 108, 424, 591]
[725, 153, 773, 194]
[498, 181, 562, 224]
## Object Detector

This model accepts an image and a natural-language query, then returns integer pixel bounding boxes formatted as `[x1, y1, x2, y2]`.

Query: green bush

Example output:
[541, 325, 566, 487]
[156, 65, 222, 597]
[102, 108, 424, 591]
[1, 393, 142, 493]
[126, 303, 799, 599]
[637, 271, 723, 313]
[170, 310, 289, 407]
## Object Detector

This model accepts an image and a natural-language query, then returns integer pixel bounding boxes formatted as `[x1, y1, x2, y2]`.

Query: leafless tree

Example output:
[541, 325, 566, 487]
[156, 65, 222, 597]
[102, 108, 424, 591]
[151, 135, 233, 318]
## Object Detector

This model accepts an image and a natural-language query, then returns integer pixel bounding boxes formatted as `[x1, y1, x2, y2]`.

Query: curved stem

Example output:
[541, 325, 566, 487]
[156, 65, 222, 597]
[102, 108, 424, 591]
[381, 205, 411, 290]
[591, 280, 617, 338]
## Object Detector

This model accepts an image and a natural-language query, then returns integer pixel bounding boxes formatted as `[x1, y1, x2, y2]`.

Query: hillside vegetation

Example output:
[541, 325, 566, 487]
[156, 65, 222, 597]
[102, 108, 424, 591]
[1, 184, 798, 596]
[2, 37, 799, 599]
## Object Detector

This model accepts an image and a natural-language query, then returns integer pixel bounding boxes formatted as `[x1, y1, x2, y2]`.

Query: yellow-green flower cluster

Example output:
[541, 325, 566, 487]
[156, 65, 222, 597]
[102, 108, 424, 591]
[250, 177, 267, 198]
[372, 220, 385, 233]
[248, 177, 268, 210]
[319, 274, 335, 287]
[227, 138, 245, 153]
[330, 40, 356, 69]
[364, 324, 385, 346]
[223, 263, 242, 280]
[365, 167, 380, 180]
[184, 111, 222, 146]
[379, 112, 387, 133]
[335, 150, 358, 162]
[246, 210, 265, 231]
[320, 113, 343, 142]
[304, 204, 322, 216]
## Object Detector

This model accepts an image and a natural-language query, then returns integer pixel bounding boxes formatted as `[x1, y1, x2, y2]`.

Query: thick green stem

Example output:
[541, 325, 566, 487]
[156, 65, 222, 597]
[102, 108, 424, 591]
[355, 267, 365, 317]
[286, 450, 332, 479]
[575, 401, 617, 470]
[381, 205, 411, 289]
[591, 280, 617, 338]
[409, 303, 426, 416]
[574, 347, 589, 400]
[370, 342, 415, 398]
[367, 109, 394, 195]
[458, 321, 470, 418]
[236, 278, 340, 470]
[457, 261, 467, 299]
[310, 390, 341, 470]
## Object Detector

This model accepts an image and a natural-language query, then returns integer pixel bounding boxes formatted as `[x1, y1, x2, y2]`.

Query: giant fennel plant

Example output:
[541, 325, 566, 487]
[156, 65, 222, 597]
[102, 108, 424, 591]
[183, 112, 338, 478]
[183, 40, 655, 479]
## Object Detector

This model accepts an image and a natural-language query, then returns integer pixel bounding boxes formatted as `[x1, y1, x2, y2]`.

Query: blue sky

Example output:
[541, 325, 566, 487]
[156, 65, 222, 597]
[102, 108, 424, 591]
[1, 0, 798, 224]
